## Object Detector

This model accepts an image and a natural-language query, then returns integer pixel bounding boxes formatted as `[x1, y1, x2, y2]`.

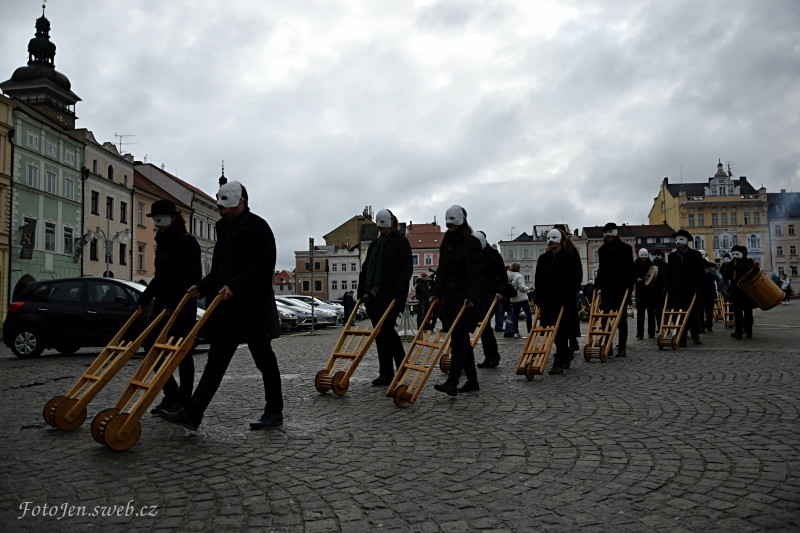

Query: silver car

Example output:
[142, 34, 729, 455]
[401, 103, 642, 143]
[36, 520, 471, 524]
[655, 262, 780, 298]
[274, 297, 338, 328]
[281, 295, 345, 323]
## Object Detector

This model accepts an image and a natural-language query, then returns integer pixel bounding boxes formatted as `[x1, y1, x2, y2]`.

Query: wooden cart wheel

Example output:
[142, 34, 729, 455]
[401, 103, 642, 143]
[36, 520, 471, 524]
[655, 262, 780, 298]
[583, 345, 593, 362]
[314, 370, 332, 394]
[671, 337, 679, 350]
[393, 385, 410, 407]
[91, 408, 120, 444]
[439, 354, 451, 374]
[53, 398, 87, 431]
[331, 371, 349, 396]
[524, 362, 536, 381]
[103, 413, 142, 451]
[43, 395, 69, 427]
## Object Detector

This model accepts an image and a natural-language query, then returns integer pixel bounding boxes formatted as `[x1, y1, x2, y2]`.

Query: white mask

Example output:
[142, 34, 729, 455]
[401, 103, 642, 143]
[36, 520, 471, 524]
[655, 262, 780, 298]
[445, 205, 465, 226]
[375, 209, 393, 229]
[216, 181, 243, 208]
[153, 214, 172, 227]
[731, 251, 743, 259]
[638, 248, 649, 258]
[547, 229, 562, 244]
[675, 236, 688, 245]
[472, 231, 487, 249]
[722, 257, 731, 263]
[602, 229, 618, 237]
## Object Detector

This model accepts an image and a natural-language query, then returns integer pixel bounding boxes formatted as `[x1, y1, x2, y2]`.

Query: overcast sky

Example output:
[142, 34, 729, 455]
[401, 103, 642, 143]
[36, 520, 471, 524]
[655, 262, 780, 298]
[2, 0, 799, 270]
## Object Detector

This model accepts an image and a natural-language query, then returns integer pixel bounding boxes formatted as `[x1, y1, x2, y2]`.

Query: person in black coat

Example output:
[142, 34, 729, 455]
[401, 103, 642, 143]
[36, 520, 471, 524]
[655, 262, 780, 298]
[633, 248, 657, 340]
[595, 222, 634, 356]
[432, 205, 483, 396]
[720, 245, 756, 339]
[357, 209, 413, 386]
[414, 274, 432, 329]
[162, 180, 284, 431]
[663, 229, 705, 346]
[138, 199, 201, 414]
[342, 291, 356, 322]
[535, 228, 582, 374]
[473, 231, 506, 369]
[699, 250, 722, 332]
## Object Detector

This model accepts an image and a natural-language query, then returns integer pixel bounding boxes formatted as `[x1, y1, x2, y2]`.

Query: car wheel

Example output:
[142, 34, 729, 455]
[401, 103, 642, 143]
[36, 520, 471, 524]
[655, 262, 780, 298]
[55, 345, 81, 355]
[12, 327, 45, 358]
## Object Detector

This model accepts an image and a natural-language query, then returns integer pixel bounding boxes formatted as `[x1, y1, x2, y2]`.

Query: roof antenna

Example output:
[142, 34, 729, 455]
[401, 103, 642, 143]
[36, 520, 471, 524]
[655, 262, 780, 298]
[218, 160, 227, 185]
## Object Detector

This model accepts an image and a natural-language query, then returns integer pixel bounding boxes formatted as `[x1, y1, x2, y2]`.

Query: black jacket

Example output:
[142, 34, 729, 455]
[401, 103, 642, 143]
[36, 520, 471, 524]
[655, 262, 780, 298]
[535, 248, 581, 332]
[479, 245, 507, 304]
[596, 241, 634, 306]
[357, 230, 413, 310]
[198, 209, 281, 342]
[720, 257, 757, 309]
[664, 247, 704, 309]
[139, 223, 201, 336]
[432, 229, 483, 330]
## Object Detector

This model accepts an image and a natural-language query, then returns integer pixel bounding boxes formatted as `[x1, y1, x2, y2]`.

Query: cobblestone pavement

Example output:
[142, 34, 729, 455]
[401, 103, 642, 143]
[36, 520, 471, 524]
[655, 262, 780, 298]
[1, 303, 798, 532]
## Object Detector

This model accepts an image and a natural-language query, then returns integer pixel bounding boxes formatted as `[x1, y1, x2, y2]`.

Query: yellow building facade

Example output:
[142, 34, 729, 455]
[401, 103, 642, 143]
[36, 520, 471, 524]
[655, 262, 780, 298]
[649, 161, 771, 270]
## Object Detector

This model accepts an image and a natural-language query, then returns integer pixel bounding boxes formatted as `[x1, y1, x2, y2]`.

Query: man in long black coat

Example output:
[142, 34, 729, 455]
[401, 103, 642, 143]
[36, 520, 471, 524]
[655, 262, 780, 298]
[163, 180, 284, 431]
[664, 229, 704, 346]
[633, 248, 657, 340]
[357, 209, 413, 386]
[595, 222, 634, 356]
[473, 231, 506, 369]
[720, 245, 757, 339]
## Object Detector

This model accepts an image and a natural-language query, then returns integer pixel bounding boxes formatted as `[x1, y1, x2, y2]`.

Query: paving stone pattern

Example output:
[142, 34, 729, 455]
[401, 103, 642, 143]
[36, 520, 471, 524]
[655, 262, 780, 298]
[1, 304, 798, 532]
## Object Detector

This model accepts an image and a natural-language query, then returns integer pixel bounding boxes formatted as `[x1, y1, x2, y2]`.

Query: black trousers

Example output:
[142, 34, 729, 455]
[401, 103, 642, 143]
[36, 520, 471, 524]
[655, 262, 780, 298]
[442, 304, 478, 384]
[600, 290, 628, 348]
[187, 339, 283, 418]
[478, 300, 499, 363]
[367, 300, 405, 378]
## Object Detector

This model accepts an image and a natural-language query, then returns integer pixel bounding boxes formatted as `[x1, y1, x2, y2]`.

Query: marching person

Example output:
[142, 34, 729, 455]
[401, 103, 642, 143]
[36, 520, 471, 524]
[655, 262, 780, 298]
[162, 180, 285, 430]
[414, 273, 431, 329]
[633, 248, 657, 340]
[138, 199, 201, 415]
[357, 209, 413, 386]
[699, 249, 722, 332]
[649, 250, 666, 327]
[780, 274, 792, 304]
[473, 231, 506, 369]
[720, 245, 756, 339]
[663, 229, 704, 346]
[433, 205, 483, 396]
[505, 263, 532, 338]
[534, 228, 582, 374]
[594, 222, 634, 356]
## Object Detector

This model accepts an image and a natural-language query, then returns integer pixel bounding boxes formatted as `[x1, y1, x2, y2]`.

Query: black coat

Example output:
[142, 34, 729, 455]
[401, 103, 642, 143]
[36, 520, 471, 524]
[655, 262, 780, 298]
[432, 229, 483, 331]
[357, 230, 413, 311]
[478, 245, 507, 305]
[664, 247, 704, 309]
[535, 248, 581, 334]
[595, 241, 634, 307]
[198, 209, 281, 342]
[139, 223, 201, 337]
[720, 257, 757, 309]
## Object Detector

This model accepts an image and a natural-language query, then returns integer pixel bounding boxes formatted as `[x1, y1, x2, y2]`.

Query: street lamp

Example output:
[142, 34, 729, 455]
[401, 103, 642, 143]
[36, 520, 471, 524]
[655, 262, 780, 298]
[87, 226, 130, 277]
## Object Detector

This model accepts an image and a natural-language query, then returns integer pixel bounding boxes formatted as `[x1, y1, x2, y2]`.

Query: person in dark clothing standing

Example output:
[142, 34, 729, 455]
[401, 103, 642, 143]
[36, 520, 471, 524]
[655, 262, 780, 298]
[535, 228, 582, 374]
[433, 205, 483, 396]
[414, 274, 431, 329]
[162, 180, 285, 431]
[138, 199, 201, 415]
[663, 229, 704, 346]
[633, 248, 657, 340]
[649, 250, 666, 327]
[699, 249, 721, 332]
[594, 222, 634, 357]
[473, 231, 506, 369]
[720, 245, 756, 339]
[342, 291, 356, 322]
[357, 209, 413, 386]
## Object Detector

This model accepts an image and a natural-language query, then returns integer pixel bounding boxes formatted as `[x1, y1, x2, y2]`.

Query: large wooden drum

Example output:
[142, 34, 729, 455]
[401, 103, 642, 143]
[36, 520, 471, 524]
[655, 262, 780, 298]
[738, 268, 783, 311]
[643, 265, 658, 286]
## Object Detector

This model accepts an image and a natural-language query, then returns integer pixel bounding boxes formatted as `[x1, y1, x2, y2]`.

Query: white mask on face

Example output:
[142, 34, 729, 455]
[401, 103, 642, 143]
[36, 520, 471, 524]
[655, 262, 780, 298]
[547, 229, 562, 244]
[675, 236, 688, 245]
[216, 181, 243, 208]
[375, 209, 393, 229]
[603, 229, 618, 237]
[445, 205, 465, 226]
[153, 214, 172, 227]
[731, 251, 743, 259]
[722, 257, 731, 263]
[638, 248, 649, 258]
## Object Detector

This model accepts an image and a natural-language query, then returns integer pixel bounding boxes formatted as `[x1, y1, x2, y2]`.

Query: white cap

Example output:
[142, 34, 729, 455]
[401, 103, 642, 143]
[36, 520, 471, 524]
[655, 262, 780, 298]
[216, 181, 243, 208]
[375, 209, 393, 228]
[472, 231, 487, 249]
[638, 248, 649, 258]
[547, 229, 562, 244]
[445, 205, 465, 226]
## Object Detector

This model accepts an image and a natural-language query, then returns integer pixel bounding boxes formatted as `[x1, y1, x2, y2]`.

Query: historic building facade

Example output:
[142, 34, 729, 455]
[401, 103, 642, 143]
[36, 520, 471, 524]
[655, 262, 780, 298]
[768, 190, 800, 285]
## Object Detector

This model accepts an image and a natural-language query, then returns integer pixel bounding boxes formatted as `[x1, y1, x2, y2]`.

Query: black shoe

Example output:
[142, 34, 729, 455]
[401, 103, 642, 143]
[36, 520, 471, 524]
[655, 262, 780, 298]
[250, 412, 283, 429]
[457, 381, 479, 393]
[161, 407, 201, 431]
[476, 360, 489, 368]
[692, 337, 702, 345]
[371, 376, 392, 386]
[478, 358, 499, 369]
[616, 347, 627, 357]
[731, 332, 742, 340]
[548, 366, 564, 375]
[706, 326, 713, 332]
[679, 340, 687, 347]
[648, 335, 655, 339]
[433, 381, 458, 396]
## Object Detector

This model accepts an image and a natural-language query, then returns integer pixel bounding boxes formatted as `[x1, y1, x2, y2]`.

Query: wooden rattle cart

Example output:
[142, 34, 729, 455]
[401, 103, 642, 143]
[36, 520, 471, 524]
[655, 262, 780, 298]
[515, 306, 563, 380]
[43, 308, 169, 431]
[583, 289, 629, 362]
[439, 299, 497, 374]
[657, 291, 697, 350]
[91, 291, 223, 451]
[713, 291, 726, 323]
[314, 299, 396, 396]
[386, 301, 466, 407]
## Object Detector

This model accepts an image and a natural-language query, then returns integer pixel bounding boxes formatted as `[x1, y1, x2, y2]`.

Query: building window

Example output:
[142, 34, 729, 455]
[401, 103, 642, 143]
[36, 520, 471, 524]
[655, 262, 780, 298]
[46, 140, 57, 157]
[45, 171, 57, 194]
[137, 243, 145, 270]
[711, 213, 718, 226]
[688, 214, 695, 226]
[332, 281, 338, 291]
[44, 222, 56, 251]
[424, 254, 433, 266]
[314, 280, 322, 292]
[107, 165, 114, 181]
[747, 234, 760, 249]
[775, 225, 782, 236]
[27, 132, 39, 149]
[720, 213, 728, 226]
[778, 266, 785, 276]
[777, 246, 784, 256]
[302, 281, 310, 292]
[697, 214, 705, 226]
[120, 202, 128, 224]
[106, 196, 114, 220]
[789, 225, 796, 236]
[776, 205, 785, 215]
[412, 255, 419, 266]
[90, 240, 99, 261]
[792, 266, 798, 276]
[730, 213, 737, 225]
[64, 151, 75, 165]
[91, 191, 99, 215]
[64, 178, 74, 200]
[119, 243, 127, 265]
[92, 160, 98, 173]
[791, 245, 797, 256]
[523, 249, 531, 259]
[331, 264, 337, 272]
[137, 202, 145, 226]
[314, 261, 321, 271]
[753, 212, 760, 225]
[694, 236, 705, 250]
[64, 227, 74, 255]
[351, 263, 356, 271]
[26, 165, 39, 188]
[351, 280, 358, 289]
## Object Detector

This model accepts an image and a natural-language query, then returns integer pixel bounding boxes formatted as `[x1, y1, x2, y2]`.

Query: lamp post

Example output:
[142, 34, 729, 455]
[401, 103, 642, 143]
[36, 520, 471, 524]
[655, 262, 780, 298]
[88, 226, 130, 278]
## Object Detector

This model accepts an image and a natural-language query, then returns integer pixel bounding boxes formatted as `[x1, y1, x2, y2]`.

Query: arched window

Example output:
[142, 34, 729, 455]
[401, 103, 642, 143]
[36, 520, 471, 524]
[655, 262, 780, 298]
[713, 235, 720, 249]
[693, 235, 705, 250]
[732, 234, 739, 246]
[747, 234, 760, 249]
[107, 165, 114, 181]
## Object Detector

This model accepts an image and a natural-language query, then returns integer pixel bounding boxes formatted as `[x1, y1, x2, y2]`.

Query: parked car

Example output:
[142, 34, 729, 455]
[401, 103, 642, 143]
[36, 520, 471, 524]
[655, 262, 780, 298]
[3, 277, 147, 358]
[197, 297, 299, 334]
[282, 295, 345, 323]
[327, 297, 367, 320]
[274, 296, 338, 327]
